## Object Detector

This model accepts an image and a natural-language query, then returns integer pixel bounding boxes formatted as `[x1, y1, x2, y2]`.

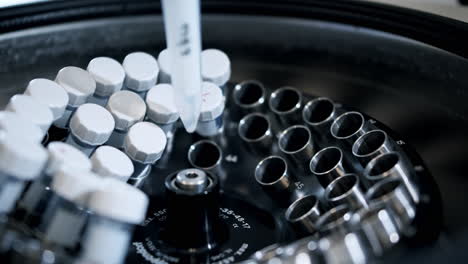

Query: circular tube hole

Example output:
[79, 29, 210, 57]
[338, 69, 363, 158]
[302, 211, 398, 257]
[353, 130, 387, 157]
[188, 140, 222, 169]
[234, 81, 265, 107]
[310, 147, 343, 175]
[255, 156, 287, 185]
[270, 87, 301, 113]
[317, 205, 350, 231]
[326, 174, 359, 201]
[279, 126, 311, 153]
[366, 152, 400, 180]
[367, 179, 401, 201]
[239, 114, 270, 142]
[331, 112, 365, 139]
[285, 194, 319, 222]
[303, 98, 335, 125]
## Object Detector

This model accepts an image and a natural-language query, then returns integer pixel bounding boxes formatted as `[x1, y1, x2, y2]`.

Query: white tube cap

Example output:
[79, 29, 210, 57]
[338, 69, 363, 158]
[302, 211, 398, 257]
[124, 122, 167, 164]
[91, 146, 134, 182]
[87, 57, 125, 97]
[157, 49, 171, 83]
[199, 82, 225, 121]
[52, 169, 103, 204]
[106, 90, 146, 131]
[69, 104, 115, 146]
[123, 52, 159, 92]
[0, 132, 48, 180]
[55, 66, 97, 107]
[6, 94, 54, 135]
[201, 49, 231, 87]
[24, 78, 69, 121]
[46, 142, 92, 176]
[145, 84, 179, 124]
[0, 111, 43, 143]
[88, 178, 148, 224]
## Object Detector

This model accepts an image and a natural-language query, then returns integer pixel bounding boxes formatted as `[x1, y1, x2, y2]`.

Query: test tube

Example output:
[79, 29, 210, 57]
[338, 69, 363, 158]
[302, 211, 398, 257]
[5, 95, 53, 138]
[201, 49, 231, 88]
[105, 91, 147, 149]
[54, 66, 97, 128]
[66, 103, 115, 156]
[17, 142, 92, 226]
[90, 146, 134, 182]
[0, 111, 43, 143]
[24, 78, 69, 122]
[0, 133, 48, 215]
[42, 170, 103, 248]
[122, 52, 159, 98]
[157, 48, 171, 83]
[87, 57, 126, 106]
[196, 82, 225, 137]
[79, 179, 148, 264]
[123, 122, 167, 186]
[145, 84, 180, 139]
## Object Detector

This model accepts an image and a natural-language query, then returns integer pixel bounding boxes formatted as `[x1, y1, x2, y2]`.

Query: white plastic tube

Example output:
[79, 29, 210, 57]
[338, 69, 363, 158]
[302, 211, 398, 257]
[161, 0, 202, 132]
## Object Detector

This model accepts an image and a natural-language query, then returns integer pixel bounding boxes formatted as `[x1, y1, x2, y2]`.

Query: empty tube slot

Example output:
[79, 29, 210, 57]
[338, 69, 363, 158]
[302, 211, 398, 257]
[310, 147, 346, 187]
[303, 97, 336, 127]
[285, 194, 321, 234]
[188, 140, 222, 170]
[351, 204, 400, 256]
[238, 113, 273, 155]
[366, 178, 415, 232]
[330, 111, 366, 141]
[364, 152, 419, 203]
[270, 87, 302, 114]
[269, 87, 302, 126]
[255, 156, 292, 193]
[278, 125, 314, 164]
[316, 204, 352, 235]
[352, 130, 392, 164]
[325, 174, 368, 209]
[233, 80, 266, 109]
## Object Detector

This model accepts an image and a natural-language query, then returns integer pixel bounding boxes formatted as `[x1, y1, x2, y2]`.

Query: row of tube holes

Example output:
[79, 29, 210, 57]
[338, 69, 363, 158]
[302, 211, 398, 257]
[187, 80, 421, 262]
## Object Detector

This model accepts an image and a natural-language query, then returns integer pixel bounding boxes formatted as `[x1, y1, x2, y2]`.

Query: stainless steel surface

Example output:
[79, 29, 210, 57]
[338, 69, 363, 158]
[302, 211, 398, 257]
[285, 194, 321, 234]
[238, 113, 274, 155]
[331, 111, 368, 144]
[174, 168, 208, 193]
[278, 125, 315, 168]
[319, 231, 368, 264]
[188, 140, 224, 178]
[366, 178, 416, 233]
[325, 174, 369, 210]
[352, 130, 394, 165]
[302, 97, 338, 145]
[232, 80, 266, 121]
[316, 204, 353, 236]
[269, 86, 303, 127]
[310, 146, 348, 187]
[255, 156, 293, 194]
[351, 204, 400, 256]
[364, 152, 419, 203]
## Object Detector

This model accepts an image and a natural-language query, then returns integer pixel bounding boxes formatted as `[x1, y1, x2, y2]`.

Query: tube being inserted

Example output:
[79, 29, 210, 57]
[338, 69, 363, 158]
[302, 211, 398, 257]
[162, 0, 202, 132]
